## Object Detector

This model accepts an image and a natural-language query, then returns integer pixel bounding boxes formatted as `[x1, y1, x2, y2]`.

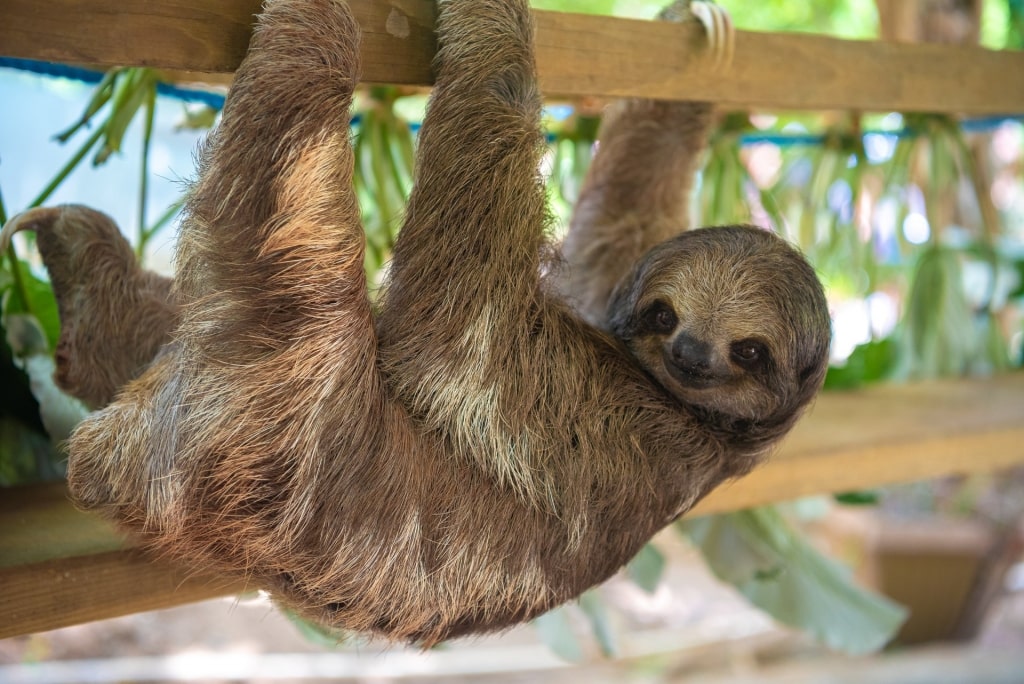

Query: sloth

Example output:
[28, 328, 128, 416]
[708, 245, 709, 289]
[2, 0, 829, 644]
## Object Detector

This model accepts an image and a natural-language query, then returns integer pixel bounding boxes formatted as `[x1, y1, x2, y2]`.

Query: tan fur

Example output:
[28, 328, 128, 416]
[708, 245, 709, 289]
[22, 0, 829, 645]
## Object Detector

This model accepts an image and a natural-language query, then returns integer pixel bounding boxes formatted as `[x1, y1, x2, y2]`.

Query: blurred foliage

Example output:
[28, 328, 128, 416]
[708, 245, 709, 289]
[353, 88, 416, 285]
[545, 110, 600, 237]
[531, 0, 878, 38]
[681, 508, 907, 655]
[3, 0, 1024, 662]
[532, 0, 1015, 47]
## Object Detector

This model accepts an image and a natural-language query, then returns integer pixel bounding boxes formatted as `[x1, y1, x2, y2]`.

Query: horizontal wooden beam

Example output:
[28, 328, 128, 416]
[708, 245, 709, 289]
[692, 373, 1024, 514]
[2, 0, 1023, 113]
[2, 375, 1022, 638]
[0, 485, 247, 637]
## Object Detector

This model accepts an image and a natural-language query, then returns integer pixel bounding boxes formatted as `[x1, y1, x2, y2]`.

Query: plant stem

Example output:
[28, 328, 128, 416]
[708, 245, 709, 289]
[1, 189, 33, 316]
[136, 86, 157, 261]
[28, 125, 105, 209]
[142, 200, 183, 244]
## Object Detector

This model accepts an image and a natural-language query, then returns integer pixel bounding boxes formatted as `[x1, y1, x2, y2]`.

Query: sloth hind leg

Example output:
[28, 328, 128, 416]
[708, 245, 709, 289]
[1, 205, 176, 410]
[66, 0, 382, 529]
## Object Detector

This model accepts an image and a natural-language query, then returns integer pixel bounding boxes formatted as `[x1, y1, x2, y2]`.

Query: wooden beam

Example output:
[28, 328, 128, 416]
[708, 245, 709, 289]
[692, 373, 1024, 514]
[0, 485, 247, 637]
[2, 0, 1023, 113]
[2, 375, 1022, 638]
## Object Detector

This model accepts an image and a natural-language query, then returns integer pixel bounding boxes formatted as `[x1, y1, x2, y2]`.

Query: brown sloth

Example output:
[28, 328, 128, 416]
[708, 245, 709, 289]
[2, 0, 829, 644]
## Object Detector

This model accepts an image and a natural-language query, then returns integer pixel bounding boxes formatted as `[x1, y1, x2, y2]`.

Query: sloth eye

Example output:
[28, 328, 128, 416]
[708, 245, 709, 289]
[730, 339, 769, 370]
[641, 301, 677, 334]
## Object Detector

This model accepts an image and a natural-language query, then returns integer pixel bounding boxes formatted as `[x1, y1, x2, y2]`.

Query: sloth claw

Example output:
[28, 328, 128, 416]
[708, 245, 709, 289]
[690, 2, 735, 72]
[659, 1, 735, 73]
[0, 207, 62, 253]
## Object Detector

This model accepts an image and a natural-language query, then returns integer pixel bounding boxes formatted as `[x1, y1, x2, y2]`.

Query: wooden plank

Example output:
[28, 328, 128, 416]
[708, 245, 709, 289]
[1, 375, 1022, 637]
[2, 0, 1023, 113]
[693, 373, 1024, 514]
[1, 549, 248, 638]
[0, 485, 247, 637]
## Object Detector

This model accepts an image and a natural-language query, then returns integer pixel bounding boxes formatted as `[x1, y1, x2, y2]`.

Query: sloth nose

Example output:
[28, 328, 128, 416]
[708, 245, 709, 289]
[671, 332, 713, 377]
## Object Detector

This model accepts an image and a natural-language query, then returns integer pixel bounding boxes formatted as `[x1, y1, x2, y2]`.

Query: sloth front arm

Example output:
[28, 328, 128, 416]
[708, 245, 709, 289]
[560, 2, 726, 324]
[377, 0, 553, 414]
[561, 97, 715, 325]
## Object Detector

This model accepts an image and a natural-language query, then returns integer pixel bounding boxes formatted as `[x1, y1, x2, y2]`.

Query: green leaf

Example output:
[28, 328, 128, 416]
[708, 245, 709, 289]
[834, 490, 880, 506]
[897, 246, 978, 380]
[3, 314, 88, 442]
[680, 507, 907, 655]
[626, 542, 666, 594]
[2, 264, 61, 352]
[533, 607, 584, 662]
[55, 68, 122, 143]
[94, 69, 160, 166]
[0, 416, 62, 486]
[824, 338, 897, 390]
[176, 105, 220, 131]
[1010, 258, 1024, 299]
[578, 590, 617, 658]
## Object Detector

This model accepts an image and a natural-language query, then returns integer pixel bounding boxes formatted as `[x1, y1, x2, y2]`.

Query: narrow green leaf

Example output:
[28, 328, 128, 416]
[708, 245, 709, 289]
[626, 542, 666, 594]
[834, 491, 881, 506]
[680, 507, 907, 655]
[54, 68, 121, 143]
[578, 590, 617, 658]
[95, 69, 159, 165]
[533, 607, 584, 662]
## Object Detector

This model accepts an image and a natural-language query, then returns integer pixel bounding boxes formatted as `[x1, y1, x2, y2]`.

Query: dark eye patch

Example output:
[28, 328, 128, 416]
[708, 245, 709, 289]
[639, 300, 677, 335]
[730, 338, 770, 371]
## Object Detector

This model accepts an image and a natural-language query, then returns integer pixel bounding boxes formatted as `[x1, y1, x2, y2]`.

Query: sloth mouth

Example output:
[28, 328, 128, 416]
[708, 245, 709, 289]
[666, 362, 727, 390]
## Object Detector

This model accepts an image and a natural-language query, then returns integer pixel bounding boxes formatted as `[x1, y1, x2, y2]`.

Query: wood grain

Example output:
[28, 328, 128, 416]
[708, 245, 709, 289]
[2, 375, 1022, 637]
[0, 485, 247, 637]
[2, 0, 1023, 113]
[1, 549, 248, 637]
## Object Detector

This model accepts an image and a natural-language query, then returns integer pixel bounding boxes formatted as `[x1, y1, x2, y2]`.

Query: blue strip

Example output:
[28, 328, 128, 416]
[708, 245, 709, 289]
[3, 56, 1022, 145]
[1, 57, 108, 85]
[157, 83, 225, 109]
[0, 57, 227, 109]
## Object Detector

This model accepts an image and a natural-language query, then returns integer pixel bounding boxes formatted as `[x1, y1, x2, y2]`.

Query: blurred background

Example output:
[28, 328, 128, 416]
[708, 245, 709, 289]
[2, 0, 1024, 681]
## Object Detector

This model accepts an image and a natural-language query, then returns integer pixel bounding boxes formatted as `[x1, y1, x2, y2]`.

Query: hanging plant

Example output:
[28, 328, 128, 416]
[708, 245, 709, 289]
[888, 114, 1013, 379]
[545, 109, 600, 238]
[352, 87, 416, 284]
[700, 112, 756, 226]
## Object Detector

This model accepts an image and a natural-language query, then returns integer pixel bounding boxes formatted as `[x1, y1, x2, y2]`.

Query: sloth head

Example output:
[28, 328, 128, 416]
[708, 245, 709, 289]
[607, 225, 830, 436]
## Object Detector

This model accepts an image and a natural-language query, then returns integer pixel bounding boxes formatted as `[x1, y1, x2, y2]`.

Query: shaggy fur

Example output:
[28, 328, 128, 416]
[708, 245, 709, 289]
[9, 0, 829, 644]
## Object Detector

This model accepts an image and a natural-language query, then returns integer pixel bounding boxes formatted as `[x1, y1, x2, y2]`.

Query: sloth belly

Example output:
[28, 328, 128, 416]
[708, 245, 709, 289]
[255, 423, 654, 645]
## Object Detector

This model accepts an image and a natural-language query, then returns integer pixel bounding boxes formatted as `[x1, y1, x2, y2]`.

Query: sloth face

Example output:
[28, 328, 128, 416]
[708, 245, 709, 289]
[607, 225, 831, 426]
